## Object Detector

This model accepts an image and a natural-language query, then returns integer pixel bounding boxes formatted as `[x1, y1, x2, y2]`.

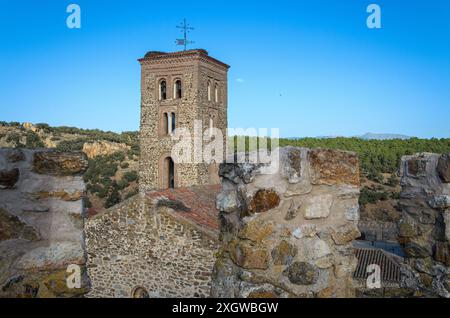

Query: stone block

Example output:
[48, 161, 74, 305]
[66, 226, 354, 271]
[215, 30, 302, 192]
[32, 151, 88, 176]
[437, 154, 450, 182]
[304, 194, 333, 219]
[247, 189, 280, 213]
[308, 148, 360, 186]
[283, 262, 319, 285]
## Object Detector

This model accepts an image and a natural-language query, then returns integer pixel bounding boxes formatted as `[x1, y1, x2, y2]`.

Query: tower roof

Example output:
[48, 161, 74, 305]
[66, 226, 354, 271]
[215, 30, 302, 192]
[138, 49, 230, 69]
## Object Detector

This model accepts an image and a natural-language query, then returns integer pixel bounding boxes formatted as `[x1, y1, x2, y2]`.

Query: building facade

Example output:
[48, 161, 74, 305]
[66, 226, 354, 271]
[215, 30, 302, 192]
[139, 49, 229, 192]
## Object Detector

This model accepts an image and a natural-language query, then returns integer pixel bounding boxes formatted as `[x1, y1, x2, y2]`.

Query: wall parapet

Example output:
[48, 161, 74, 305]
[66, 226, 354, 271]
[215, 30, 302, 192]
[211, 147, 361, 298]
[0, 148, 89, 298]
[398, 152, 450, 298]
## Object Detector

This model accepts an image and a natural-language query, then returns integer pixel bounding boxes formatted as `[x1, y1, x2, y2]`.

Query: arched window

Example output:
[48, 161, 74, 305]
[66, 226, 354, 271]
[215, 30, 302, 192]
[164, 157, 175, 189]
[174, 80, 182, 99]
[207, 81, 211, 101]
[163, 113, 168, 135]
[132, 286, 149, 298]
[215, 84, 219, 103]
[171, 112, 176, 132]
[159, 80, 167, 100]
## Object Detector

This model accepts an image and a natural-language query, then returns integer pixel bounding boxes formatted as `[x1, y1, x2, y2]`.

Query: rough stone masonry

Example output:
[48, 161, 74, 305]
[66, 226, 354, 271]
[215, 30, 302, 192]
[0, 149, 89, 297]
[398, 153, 450, 298]
[211, 147, 361, 298]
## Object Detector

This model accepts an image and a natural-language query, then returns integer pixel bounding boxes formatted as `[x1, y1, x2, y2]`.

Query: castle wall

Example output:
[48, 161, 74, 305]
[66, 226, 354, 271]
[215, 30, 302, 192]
[211, 147, 361, 298]
[398, 153, 450, 297]
[0, 149, 89, 297]
[85, 196, 217, 298]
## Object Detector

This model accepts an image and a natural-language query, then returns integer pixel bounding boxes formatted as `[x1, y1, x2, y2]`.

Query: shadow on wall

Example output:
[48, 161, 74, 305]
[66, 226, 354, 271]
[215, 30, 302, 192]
[0, 148, 90, 298]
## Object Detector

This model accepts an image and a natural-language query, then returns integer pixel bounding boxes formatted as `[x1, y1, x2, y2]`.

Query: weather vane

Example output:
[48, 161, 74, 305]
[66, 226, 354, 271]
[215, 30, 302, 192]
[175, 18, 194, 51]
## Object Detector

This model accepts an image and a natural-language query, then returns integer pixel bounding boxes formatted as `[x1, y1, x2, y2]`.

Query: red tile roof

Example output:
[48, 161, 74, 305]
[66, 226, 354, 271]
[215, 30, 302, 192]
[146, 185, 221, 236]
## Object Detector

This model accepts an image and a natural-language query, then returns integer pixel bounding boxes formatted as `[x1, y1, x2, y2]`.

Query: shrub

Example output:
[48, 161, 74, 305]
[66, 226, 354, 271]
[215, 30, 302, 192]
[25, 131, 45, 148]
[123, 171, 138, 183]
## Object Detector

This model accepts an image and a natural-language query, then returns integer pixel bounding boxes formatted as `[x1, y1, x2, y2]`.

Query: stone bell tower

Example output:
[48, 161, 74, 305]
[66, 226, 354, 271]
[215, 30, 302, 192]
[138, 49, 229, 193]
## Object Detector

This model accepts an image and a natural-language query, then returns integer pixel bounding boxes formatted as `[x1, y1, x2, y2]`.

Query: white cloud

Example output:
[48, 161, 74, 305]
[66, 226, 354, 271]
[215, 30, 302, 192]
[236, 78, 244, 83]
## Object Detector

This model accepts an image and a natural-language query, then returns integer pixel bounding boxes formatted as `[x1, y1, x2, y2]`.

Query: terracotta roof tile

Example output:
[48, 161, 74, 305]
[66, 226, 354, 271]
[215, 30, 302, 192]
[147, 185, 221, 235]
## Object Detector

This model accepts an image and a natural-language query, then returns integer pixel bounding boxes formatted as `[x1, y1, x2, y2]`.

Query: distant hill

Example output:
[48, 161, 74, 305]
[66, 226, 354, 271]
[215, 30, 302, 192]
[358, 133, 411, 140]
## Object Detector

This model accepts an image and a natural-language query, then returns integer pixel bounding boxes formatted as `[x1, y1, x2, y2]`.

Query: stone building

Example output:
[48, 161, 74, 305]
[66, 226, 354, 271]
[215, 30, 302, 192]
[85, 186, 220, 298]
[139, 49, 229, 192]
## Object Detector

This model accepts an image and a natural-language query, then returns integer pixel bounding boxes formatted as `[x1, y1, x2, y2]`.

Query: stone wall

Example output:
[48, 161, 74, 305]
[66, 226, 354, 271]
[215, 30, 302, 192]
[358, 220, 398, 242]
[0, 148, 89, 297]
[211, 147, 361, 298]
[85, 195, 217, 298]
[398, 153, 450, 297]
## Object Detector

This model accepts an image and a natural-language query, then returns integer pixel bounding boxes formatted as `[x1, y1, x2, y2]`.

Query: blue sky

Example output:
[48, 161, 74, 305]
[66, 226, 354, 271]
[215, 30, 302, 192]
[0, 0, 449, 138]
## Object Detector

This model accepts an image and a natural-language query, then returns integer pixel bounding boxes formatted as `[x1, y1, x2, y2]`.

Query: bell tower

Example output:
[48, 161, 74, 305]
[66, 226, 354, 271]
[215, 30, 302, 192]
[138, 49, 229, 192]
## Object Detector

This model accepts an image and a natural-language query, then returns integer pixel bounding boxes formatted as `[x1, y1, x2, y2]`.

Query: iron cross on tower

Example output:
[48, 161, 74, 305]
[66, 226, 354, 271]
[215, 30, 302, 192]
[175, 19, 195, 51]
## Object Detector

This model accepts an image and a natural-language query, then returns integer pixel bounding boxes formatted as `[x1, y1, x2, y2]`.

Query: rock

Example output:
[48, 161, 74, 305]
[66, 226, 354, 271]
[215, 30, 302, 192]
[283, 262, 319, 285]
[247, 290, 278, 298]
[308, 148, 360, 186]
[0, 168, 20, 189]
[437, 154, 450, 182]
[22, 122, 38, 132]
[219, 162, 260, 184]
[303, 237, 331, 260]
[284, 201, 299, 221]
[304, 194, 333, 219]
[398, 220, 417, 238]
[282, 147, 302, 183]
[6, 149, 25, 162]
[238, 221, 273, 242]
[271, 240, 298, 265]
[428, 195, 450, 209]
[247, 189, 280, 213]
[444, 210, 450, 241]
[82, 141, 130, 159]
[434, 242, 449, 266]
[0, 207, 39, 241]
[407, 158, 427, 177]
[32, 151, 88, 176]
[331, 223, 360, 245]
[229, 240, 269, 270]
[15, 242, 85, 270]
[315, 256, 334, 269]
[404, 242, 431, 258]
[34, 191, 84, 202]
[345, 204, 359, 221]
[292, 224, 317, 239]
[216, 190, 239, 213]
